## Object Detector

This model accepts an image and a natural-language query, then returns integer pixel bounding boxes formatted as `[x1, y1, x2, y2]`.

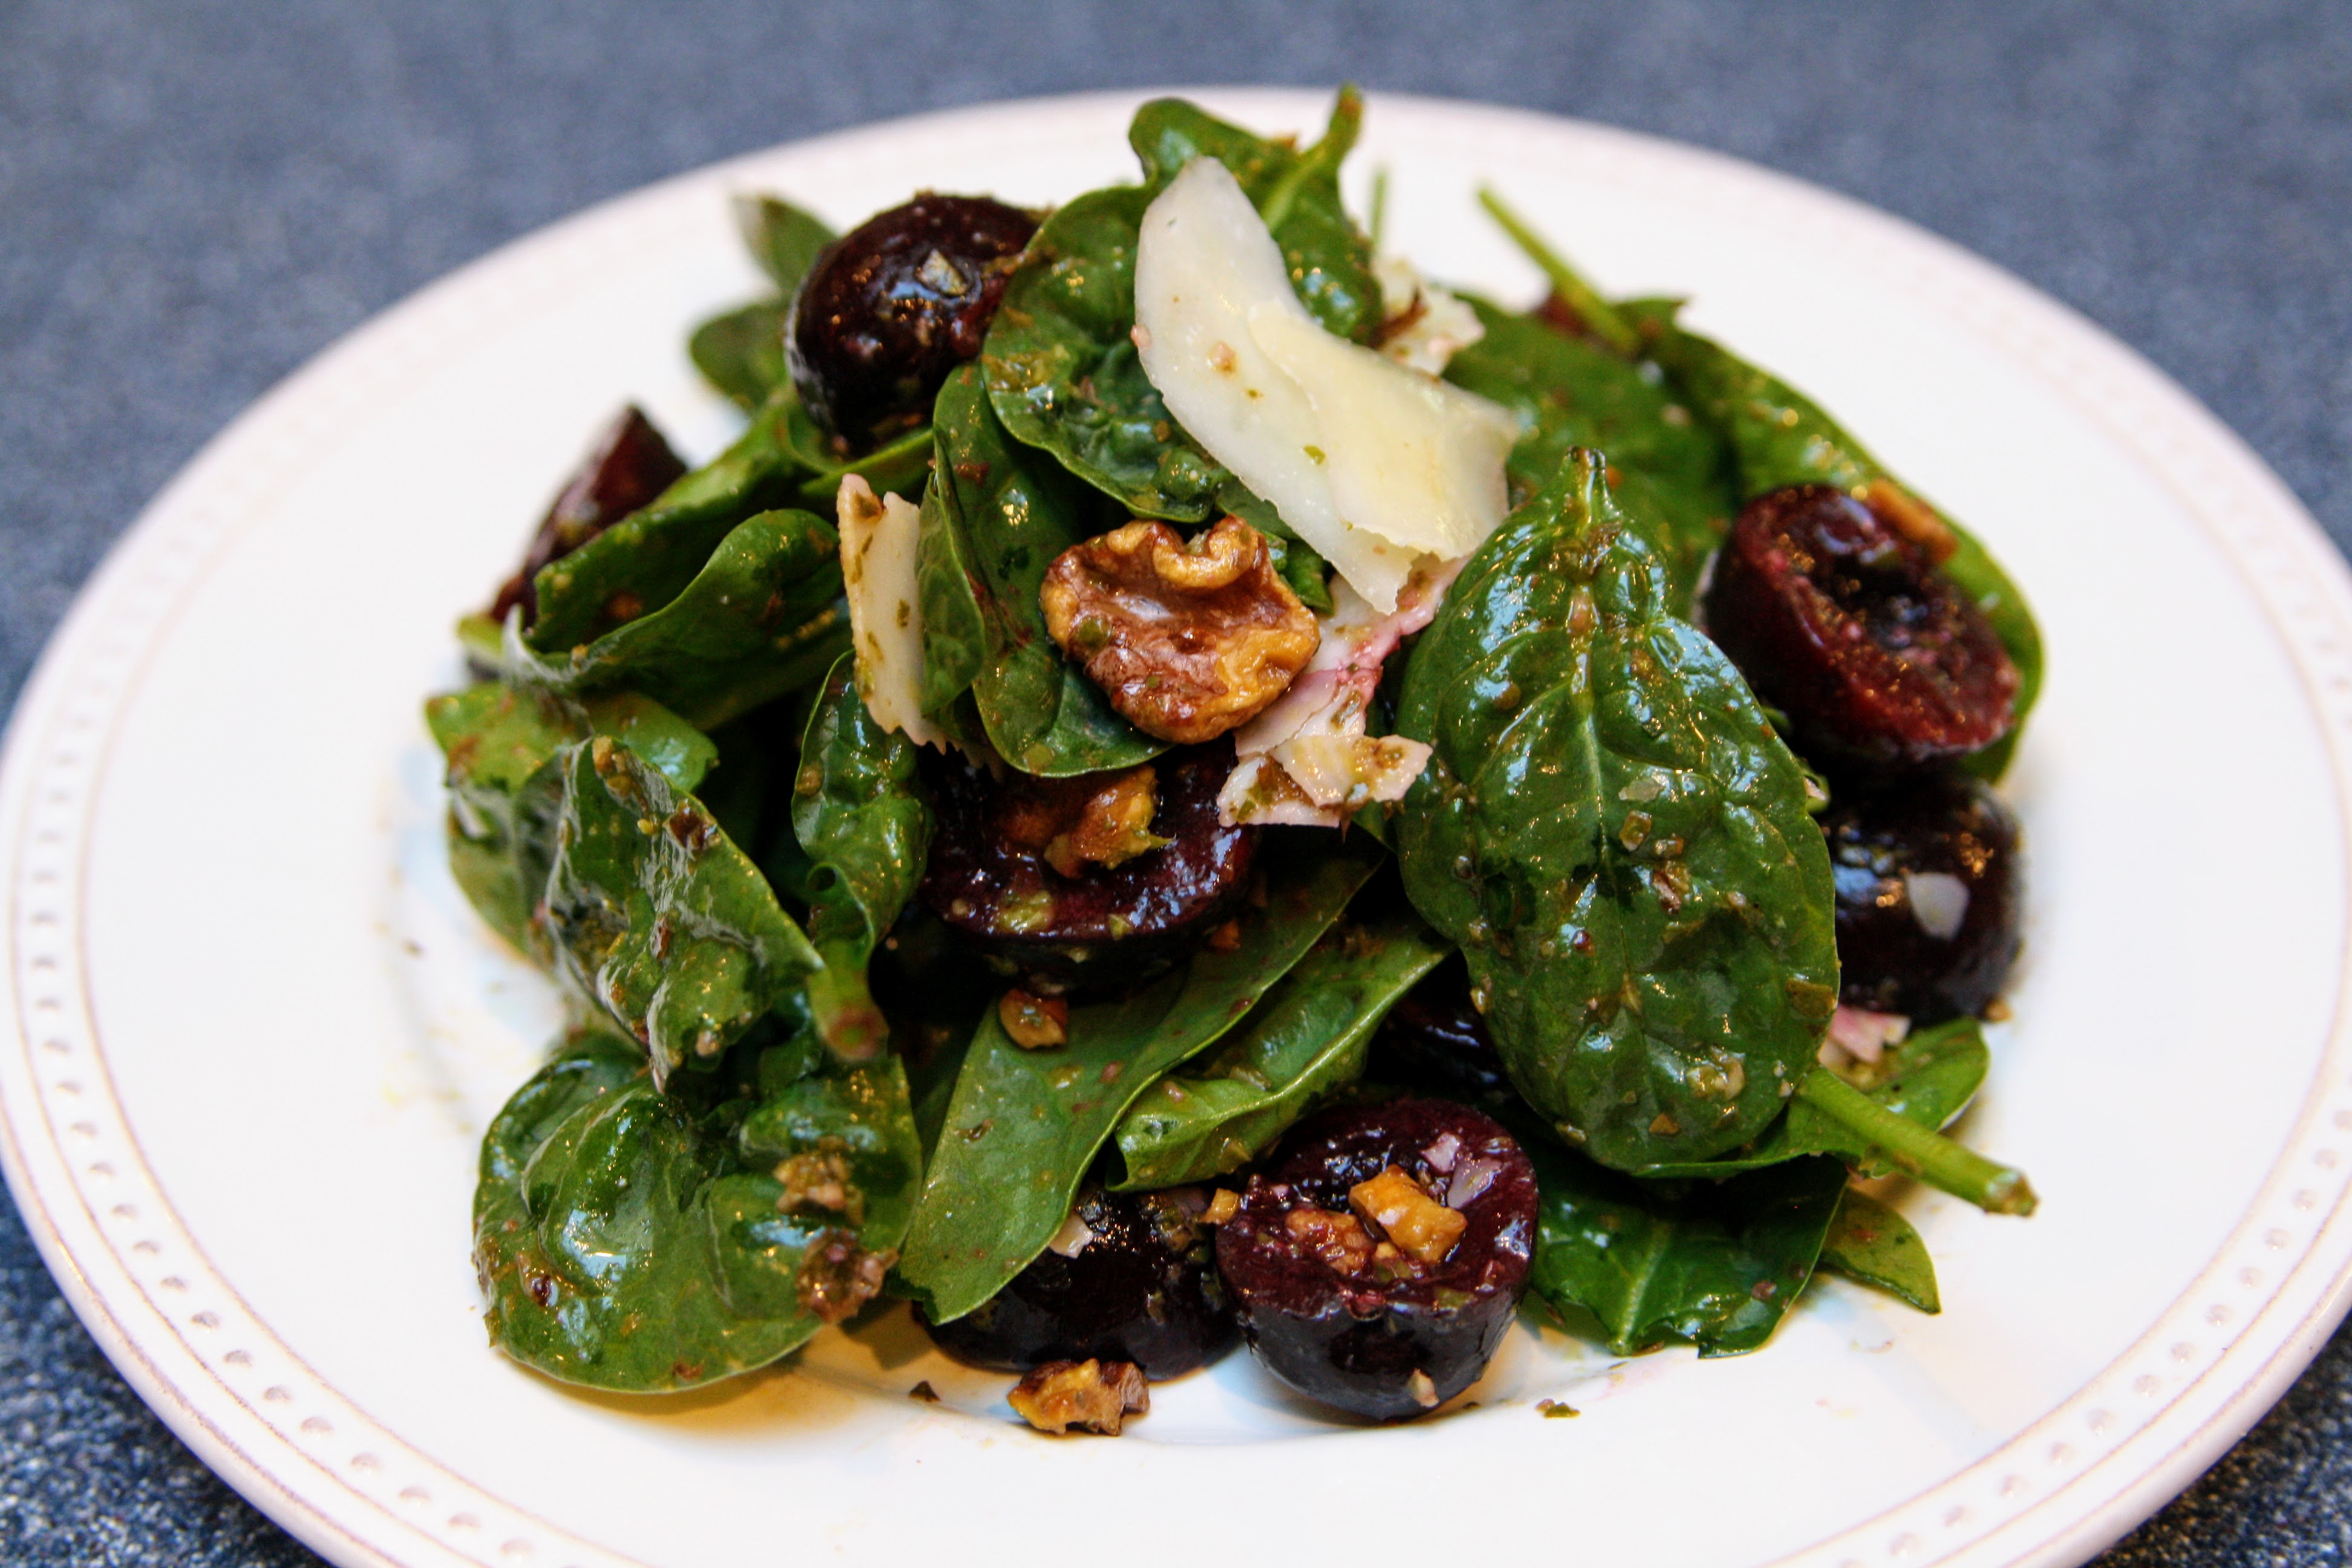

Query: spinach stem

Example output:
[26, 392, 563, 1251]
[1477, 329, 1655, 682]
[1475, 186, 1641, 357]
[1796, 1067, 2037, 1216]
[1368, 166, 1390, 250]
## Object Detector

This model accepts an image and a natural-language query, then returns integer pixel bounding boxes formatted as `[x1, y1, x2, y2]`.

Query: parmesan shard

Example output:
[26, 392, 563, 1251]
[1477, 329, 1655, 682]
[835, 474, 944, 747]
[1133, 157, 1519, 612]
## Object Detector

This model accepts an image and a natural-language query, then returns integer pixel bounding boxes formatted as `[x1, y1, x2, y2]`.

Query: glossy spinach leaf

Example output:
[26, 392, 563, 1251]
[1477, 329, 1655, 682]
[690, 299, 789, 410]
[528, 387, 808, 653]
[426, 682, 714, 957]
[1526, 1140, 1848, 1357]
[897, 835, 1380, 1321]
[778, 398, 933, 506]
[1633, 1018, 1988, 1180]
[918, 365, 1166, 776]
[1644, 324, 2043, 779]
[503, 507, 848, 730]
[1126, 87, 1380, 342]
[472, 1019, 920, 1393]
[1111, 913, 1449, 1190]
[1443, 297, 1736, 607]
[543, 736, 820, 1085]
[1817, 1189, 1939, 1313]
[1395, 449, 1840, 1171]
[791, 655, 933, 1061]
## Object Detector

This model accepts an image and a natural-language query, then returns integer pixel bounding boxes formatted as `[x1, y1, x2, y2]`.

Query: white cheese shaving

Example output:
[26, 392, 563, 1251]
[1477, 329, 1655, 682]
[1134, 158, 1519, 612]
[835, 474, 943, 748]
[1372, 255, 1486, 376]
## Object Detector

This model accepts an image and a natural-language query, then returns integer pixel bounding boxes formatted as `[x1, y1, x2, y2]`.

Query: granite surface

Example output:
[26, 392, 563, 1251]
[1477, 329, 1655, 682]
[2, 1, 2348, 1561]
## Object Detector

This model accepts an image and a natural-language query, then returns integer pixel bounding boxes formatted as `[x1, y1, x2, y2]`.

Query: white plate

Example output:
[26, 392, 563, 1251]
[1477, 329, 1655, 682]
[5, 87, 2350, 1568]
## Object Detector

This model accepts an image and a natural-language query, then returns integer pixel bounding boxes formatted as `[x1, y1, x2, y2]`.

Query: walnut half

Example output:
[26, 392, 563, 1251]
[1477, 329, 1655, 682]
[1040, 517, 1319, 745]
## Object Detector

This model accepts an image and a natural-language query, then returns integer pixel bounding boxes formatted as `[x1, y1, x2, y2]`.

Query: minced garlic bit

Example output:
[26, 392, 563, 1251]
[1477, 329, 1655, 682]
[1406, 1369, 1440, 1410]
[998, 988, 1069, 1050]
[1201, 1189, 1240, 1226]
[1008, 1359, 1149, 1436]
[1348, 1165, 1466, 1266]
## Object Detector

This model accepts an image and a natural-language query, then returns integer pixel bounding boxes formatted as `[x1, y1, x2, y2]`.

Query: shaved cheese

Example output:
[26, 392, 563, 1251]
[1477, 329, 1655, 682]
[835, 475, 943, 748]
[1373, 254, 1485, 375]
[1134, 158, 1519, 612]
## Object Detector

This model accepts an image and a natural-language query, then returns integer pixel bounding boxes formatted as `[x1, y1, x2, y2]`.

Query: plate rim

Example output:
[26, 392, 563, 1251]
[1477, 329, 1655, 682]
[5, 84, 2352, 1568]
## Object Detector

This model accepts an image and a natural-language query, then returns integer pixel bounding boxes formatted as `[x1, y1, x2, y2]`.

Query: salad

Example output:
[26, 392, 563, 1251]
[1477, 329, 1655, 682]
[430, 88, 2040, 1431]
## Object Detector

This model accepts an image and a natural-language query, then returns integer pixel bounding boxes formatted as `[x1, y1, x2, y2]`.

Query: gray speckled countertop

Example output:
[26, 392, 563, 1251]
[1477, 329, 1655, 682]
[3, 2, 2348, 1561]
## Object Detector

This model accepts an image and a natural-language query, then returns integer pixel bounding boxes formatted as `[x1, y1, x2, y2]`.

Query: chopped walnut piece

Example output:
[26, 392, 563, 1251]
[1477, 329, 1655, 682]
[1349, 1165, 1467, 1266]
[999, 988, 1070, 1049]
[997, 765, 1170, 878]
[1008, 1359, 1150, 1436]
[1046, 767, 1165, 877]
[775, 1142, 864, 1224]
[1040, 517, 1320, 744]
[1285, 1206, 1378, 1276]
[797, 1231, 893, 1324]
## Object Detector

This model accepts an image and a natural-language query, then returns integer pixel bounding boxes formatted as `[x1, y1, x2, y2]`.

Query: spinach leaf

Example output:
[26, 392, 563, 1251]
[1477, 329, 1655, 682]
[1111, 913, 1449, 1190]
[690, 299, 790, 410]
[542, 736, 820, 1085]
[1818, 1189, 1939, 1313]
[501, 507, 848, 730]
[1526, 1141, 1848, 1357]
[1443, 296, 1736, 607]
[473, 1019, 920, 1393]
[736, 194, 835, 296]
[976, 100, 1345, 604]
[917, 365, 1166, 776]
[778, 399, 933, 506]
[1127, 87, 1380, 342]
[687, 196, 835, 409]
[1633, 1017, 1988, 1179]
[896, 835, 1379, 1321]
[1644, 324, 2043, 779]
[426, 682, 714, 957]
[528, 386, 808, 653]
[791, 655, 933, 1060]
[1395, 448, 1840, 1171]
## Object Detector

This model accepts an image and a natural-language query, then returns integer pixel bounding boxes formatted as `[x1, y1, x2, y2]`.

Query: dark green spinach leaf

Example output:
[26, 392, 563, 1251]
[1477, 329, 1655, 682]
[1111, 913, 1449, 1189]
[503, 507, 848, 730]
[542, 736, 819, 1084]
[1633, 1017, 1988, 1179]
[1395, 449, 1840, 1171]
[528, 387, 808, 653]
[1644, 324, 2043, 779]
[791, 655, 933, 1061]
[425, 682, 714, 958]
[917, 364, 1166, 776]
[1443, 296, 1736, 606]
[1527, 1141, 1848, 1357]
[1817, 1189, 1939, 1313]
[897, 835, 1379, 1321]
[736, 194, 835, 295]
[690, 300, 789, 410]
[473, 1019, 920, 1393]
